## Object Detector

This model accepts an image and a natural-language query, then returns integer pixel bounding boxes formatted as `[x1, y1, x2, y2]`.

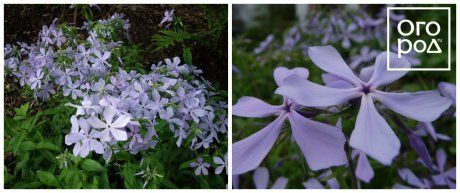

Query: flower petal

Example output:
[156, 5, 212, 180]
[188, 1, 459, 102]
[373, 90, 452, 122]
[110, 128, 128, 141]
[446, 167, 456, 180]
[350, 95, 400, 165]
[111, 115, 131, 128]
[90, 139, 104, 154]
[438, 82, 456, 104]
[288, 110, 347, 170]
[253, 167, 269, 189]
[274, 67, 309, 87]
[88, 116, 107, 129]
[358, 66, 374, 83]
[367, 52, 411, 87]
[70, 115, 79, 133]
[275, 75, 361, 107]
[232, 96, 282, 118]
[308, 45, 362, 85]
[418, 122, 438, 141]
[398, 168, 425, 188]
[103, 106, 116, 124]
[355, 152, 374, 183]
[271, 177, 288, 189]
[322, 73, 354, 89]
[65, 133, 84, 145]
[436, 149, 447, 171]
[392, 183, 411, 189]
[232, 115, 286, 175]
[79, 141, 90, 158]
[303, 178, 324, 189]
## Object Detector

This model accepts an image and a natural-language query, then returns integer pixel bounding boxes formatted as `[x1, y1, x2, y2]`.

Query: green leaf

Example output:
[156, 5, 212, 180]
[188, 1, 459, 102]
[12, 181, 42, 189]
[36, 142, 59, 151]
[81, 159, 107, 172]
[152, 30, 193, 50]
[14, 102, 29, 120]
[183, 47, 193, 65]
[179, 159, 195, 170]
[199, 176, 210, 189]
[19, 141, 36, 152]
[161, 179, 178, 188]
[37, 170, 59, 187]
[101, 172, 110, 189]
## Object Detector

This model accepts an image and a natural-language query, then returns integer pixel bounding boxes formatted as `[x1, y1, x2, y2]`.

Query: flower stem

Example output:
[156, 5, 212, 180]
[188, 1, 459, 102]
[345, 143, 359, 189]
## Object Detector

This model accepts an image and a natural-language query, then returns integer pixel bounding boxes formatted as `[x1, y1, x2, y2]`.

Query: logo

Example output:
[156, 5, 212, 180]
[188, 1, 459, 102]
[387, 7, 451, 71]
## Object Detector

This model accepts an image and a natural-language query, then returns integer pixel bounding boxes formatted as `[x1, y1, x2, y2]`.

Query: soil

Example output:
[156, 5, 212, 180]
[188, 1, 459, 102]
[4, 4, 228, 89]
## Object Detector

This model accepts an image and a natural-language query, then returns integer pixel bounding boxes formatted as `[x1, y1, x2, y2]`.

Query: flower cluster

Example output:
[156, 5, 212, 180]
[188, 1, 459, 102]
[248, 6, 420, 68]
[5, 13, 227, 165]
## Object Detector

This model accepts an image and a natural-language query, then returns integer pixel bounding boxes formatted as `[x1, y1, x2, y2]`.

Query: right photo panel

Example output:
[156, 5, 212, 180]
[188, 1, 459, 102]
[232, 4, 456, 189]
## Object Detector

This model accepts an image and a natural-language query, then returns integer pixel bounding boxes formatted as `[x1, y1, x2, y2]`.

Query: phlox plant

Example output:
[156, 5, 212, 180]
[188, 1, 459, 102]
[232, 4, 455, 189]
[5, 10, 227, 189]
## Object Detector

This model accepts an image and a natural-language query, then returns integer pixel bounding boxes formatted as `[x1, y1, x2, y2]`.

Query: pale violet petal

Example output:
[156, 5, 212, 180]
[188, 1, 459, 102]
[111, 115, 131, 128]
[349, 95, 400, 165]
[373, 90, 452, 122]
[398, 168, 425, 188]
[308, 45, 362, 85]
[274, 67, 309, 87]
[367, 52, 411, 87]
[275, 75, 362, 107]
[88, 116, 107, 129]
[110, 128, 128, 141]
[355, 152, 374, 183]
[303, 178, 324, 189]
[232, 96, 283, 118]
[288, 110, 348, 170]
[253, 167, 269, 189]
[271, 177, 288, 189]
[232, 115, 287, 175]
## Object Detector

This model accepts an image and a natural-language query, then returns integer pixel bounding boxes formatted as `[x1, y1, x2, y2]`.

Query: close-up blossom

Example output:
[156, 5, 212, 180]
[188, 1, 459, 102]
[233, 4, 455, 189]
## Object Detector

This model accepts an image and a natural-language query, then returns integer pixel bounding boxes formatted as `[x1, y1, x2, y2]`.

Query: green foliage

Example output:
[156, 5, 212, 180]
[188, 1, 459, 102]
[182, 47, 193, 65]
[202, 5, 228, 40]
[152, 30, 194, 51]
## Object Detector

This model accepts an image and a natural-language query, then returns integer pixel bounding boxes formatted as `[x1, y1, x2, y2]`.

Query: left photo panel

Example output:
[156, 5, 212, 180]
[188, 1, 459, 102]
[4, 4, 228, 189]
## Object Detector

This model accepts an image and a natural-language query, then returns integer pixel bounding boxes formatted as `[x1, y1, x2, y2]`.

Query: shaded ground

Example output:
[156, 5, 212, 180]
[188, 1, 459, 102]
[4, 4, 227, 88]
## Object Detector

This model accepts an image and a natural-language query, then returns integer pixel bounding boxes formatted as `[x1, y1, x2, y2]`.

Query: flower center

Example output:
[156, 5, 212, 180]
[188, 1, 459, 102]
[283, 104, 291, 113]
[361, 85, 371, 94]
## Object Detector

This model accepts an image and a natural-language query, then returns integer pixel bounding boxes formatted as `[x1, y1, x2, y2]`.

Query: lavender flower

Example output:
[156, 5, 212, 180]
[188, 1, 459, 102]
[415, 122, 451, 141]
[88, 106, 130, 142]
[160, 9, 174, 28]
[65, 116, 104, 157]
[276, 46, 451, 165]
[338, 22, 365, 49]
[393, 168, 432, 189]
[63, 81, 83, 100]
[190, 157, 210, 176]
[233, 67, 347, 175]
[432, 149, 456, 188]
[253, 34, 274, 55]
[349, 46, 379, 69]
[213, 153, 227, 175]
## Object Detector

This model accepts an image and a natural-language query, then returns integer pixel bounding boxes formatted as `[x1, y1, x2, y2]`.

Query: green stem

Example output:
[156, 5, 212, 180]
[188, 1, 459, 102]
[346, 143, 359, 189]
